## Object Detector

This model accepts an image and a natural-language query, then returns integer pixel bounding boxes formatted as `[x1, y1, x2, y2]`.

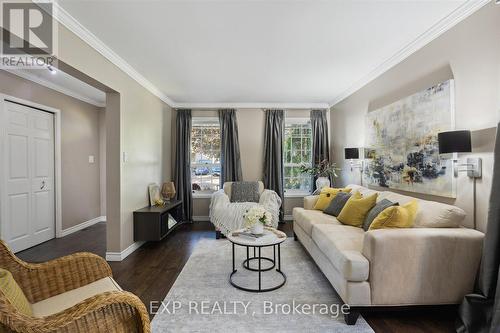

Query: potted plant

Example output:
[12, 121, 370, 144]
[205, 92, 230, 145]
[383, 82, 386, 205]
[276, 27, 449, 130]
[300, 159, 341, 191]
[243, 206, 273, 235]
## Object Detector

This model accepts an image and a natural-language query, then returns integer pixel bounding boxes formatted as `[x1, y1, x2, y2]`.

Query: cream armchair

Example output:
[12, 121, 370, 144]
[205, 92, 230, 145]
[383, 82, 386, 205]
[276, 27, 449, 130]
[210, 181, 282, 238]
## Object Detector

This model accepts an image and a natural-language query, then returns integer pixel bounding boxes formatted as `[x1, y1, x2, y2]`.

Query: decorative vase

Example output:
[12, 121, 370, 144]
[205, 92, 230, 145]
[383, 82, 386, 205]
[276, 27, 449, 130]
[316, 177, 330, 191]
[250, 223, 264, 235]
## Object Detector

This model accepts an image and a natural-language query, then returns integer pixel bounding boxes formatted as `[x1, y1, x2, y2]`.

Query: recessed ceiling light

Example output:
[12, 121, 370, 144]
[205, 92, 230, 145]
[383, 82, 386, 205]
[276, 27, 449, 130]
[47, 65, 56, 74]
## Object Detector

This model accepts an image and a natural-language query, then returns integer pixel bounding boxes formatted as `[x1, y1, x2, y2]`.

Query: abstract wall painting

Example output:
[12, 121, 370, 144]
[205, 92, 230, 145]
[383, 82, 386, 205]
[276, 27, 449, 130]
[363, 80, 456, 198]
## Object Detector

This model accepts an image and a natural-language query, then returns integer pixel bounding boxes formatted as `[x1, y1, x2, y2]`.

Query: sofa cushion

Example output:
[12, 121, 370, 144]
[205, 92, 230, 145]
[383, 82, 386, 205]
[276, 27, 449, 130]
[377, 191, 416, 205]
[31, 277, 122, 317]
[377, 191, 466, 228]
[311, 224, 369, 282]
[369, 200, 419, 230]
[0, 269, 32, 316]
[313, 188, 351, 211]
[338, 192, 378, 228]
[363, 199, 398, 231]
[346, 184, 379, 198]
[292, 207, 341, 236]
[415, 200, 466, 228]
[303, 195, 319, 210]
[324, 192, 352, 217]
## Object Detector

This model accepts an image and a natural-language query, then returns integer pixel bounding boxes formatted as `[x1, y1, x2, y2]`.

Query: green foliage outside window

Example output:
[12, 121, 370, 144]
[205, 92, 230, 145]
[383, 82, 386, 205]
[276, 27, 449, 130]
[284, 121, 312, 192]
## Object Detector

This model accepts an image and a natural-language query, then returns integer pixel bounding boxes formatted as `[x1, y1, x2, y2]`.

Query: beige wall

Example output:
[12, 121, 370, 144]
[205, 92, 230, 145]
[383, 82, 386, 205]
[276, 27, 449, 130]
[189, 108, 311, 219]
[331, 2, 500, 232]
[99, 110, 106, 216]
[0, 70, 103, 230]
[56, 24, 172, 252]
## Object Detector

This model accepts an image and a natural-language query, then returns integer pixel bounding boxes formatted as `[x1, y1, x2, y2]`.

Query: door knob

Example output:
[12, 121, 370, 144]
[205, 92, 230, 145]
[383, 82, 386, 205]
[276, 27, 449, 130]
[40, 181, 46, 190]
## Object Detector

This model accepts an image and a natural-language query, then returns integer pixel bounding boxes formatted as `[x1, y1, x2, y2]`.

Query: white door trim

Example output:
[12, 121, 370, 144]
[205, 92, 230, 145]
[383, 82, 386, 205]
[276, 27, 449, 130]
[0, 94, 63, 240]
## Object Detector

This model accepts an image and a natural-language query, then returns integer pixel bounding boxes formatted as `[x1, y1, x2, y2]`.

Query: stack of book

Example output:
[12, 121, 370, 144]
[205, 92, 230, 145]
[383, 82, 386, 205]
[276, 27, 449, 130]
[235, 230, 274, 242]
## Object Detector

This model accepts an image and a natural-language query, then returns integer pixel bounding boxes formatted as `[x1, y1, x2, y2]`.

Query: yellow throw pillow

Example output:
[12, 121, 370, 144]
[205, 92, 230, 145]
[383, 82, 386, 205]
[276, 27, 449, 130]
[0, 268, 32, 316]
[313, 187, 352, 211]
[369, 200, 419, 230]
[337, 192, 378, 227]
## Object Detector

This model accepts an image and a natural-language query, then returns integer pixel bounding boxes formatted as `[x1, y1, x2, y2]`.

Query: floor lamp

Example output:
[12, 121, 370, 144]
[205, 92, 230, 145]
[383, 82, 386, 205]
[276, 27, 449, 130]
[438, 130, 482, 229]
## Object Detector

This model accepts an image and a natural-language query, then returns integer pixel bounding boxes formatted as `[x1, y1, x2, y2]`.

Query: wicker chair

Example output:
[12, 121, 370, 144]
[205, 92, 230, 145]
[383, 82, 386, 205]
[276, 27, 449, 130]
[0, 240, 150, 333]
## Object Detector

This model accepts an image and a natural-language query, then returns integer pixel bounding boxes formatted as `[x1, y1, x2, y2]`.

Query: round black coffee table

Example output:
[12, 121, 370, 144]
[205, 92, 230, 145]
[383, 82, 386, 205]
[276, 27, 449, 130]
[227, 228, 286, 292]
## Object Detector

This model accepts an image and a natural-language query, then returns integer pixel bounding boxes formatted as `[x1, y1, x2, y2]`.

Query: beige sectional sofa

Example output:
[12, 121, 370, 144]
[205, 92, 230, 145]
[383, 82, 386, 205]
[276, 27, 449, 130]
[293, 184, 484, 325]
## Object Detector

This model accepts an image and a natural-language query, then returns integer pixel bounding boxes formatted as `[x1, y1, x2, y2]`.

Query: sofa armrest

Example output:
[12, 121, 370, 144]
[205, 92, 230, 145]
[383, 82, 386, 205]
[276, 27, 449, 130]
[362, 228, 484, 306]
[304, 195, 319, 210]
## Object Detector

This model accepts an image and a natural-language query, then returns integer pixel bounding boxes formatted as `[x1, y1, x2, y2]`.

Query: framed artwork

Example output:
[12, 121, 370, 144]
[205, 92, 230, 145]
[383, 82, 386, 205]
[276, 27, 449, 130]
[148, 183, 161, 206]
[363, 79, 456, 198]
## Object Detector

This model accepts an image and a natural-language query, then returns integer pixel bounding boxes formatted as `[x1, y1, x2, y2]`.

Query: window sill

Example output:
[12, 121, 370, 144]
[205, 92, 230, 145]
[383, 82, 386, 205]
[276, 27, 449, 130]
[192, 193, 215, 199]
[284, 192, 312, 198]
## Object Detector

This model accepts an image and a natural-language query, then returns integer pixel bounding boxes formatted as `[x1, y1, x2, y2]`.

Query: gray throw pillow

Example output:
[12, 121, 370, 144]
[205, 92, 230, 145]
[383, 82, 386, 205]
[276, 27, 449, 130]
[362, 199, 398, 231]
[324, 192, 352, 217]
[230, 181, 260, 203]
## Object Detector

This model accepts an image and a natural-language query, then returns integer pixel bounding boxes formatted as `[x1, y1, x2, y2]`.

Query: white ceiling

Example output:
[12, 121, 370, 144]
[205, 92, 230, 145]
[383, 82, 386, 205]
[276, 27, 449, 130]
[57, 0, 479, 107]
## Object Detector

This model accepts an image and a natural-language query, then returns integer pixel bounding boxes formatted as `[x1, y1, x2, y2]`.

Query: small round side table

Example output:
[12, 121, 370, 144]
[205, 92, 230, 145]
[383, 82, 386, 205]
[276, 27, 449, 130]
[227, 228, 286, 292]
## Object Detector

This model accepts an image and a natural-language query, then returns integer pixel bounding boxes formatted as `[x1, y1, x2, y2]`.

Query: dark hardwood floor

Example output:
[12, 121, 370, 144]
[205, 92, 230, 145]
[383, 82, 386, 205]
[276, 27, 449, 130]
[17, 221, 456, 333]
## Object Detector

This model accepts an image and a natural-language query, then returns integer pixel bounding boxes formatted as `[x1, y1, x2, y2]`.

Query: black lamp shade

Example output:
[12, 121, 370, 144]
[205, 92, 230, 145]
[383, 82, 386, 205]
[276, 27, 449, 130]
[344, 147, 360, 159]
[438, 130, 472, 154]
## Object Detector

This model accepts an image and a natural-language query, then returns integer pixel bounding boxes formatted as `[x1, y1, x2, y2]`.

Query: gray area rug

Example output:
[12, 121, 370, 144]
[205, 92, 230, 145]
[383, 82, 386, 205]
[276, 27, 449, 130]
[151, 238, 374, 333]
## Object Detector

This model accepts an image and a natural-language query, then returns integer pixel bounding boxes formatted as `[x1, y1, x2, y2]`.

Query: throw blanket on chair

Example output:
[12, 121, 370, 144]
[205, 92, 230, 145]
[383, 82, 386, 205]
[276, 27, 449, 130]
[209, 189, 282, 236]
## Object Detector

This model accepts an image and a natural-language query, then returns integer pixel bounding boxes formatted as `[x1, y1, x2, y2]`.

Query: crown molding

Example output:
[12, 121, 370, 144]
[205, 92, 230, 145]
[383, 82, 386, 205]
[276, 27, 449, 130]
[40, 0, 488, 109]
[49, 2, 176, 107]
[329, 0, 491, 107]
[174, 102, 330, 110]
[5, 69, 106, 107]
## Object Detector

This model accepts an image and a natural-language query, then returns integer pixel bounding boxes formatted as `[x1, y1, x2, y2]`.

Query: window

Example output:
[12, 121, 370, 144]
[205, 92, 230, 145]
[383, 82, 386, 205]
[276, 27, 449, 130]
[191, 118, 221, 195]
[283, 118, 312, 195]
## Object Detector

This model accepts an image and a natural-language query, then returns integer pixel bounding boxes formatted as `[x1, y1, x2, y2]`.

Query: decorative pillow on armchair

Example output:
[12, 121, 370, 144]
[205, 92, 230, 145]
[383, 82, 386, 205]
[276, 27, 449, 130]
[0, 268, 32, 316]
[230, 181, 260, 203]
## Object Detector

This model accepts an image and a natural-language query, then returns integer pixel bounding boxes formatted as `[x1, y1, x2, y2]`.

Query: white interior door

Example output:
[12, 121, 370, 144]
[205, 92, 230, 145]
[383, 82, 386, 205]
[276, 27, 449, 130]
[1, 101, 55, 253]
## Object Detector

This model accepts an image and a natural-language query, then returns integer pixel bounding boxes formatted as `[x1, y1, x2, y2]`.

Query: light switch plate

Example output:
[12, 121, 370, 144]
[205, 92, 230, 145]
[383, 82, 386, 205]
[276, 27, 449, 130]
[88, 155, 95, 164]
[122, 151, 128, 163]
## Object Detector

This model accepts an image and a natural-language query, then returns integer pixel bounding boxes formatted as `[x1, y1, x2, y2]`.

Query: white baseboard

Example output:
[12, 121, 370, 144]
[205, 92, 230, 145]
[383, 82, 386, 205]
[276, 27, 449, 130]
[192, 216, 210, 222]
[105, 241, 145, 262]
[59, 216, 106, 237]
[284, 215, 293, 222]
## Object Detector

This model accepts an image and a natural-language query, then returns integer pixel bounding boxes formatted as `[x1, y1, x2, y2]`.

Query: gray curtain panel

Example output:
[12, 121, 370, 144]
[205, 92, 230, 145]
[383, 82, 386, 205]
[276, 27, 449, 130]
[218, 109, 243, 184]
[311, 109, 331, 191]
[457, 123, 500, 333]
[263, 109, 284, 221]
[174, 109, 193, 222]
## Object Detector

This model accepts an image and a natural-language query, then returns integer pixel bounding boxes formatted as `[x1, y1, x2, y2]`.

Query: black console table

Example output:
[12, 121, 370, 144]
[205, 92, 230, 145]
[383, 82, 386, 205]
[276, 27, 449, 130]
[133, 200, 184, 241]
